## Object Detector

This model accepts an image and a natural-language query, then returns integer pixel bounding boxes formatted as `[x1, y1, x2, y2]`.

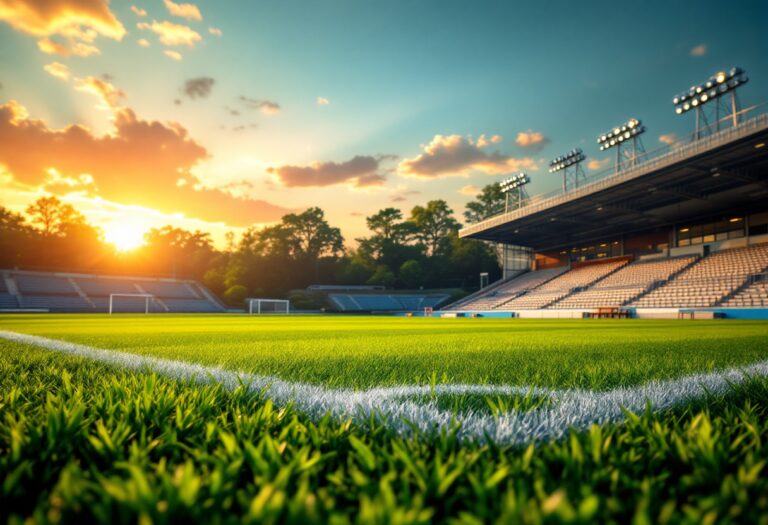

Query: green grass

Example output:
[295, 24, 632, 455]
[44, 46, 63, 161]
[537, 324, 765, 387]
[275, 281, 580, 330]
[2, 315, 768, 390]
[2, 314, 768, 523]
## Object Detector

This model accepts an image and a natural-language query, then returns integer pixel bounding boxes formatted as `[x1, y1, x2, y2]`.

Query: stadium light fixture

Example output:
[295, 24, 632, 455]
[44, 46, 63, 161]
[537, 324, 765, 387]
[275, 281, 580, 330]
[673, 67, 749, 138]
[597, 119, 645, 152]
[499, 172, 530, 212]
[548, 148, 586, 193]
[597, 118, 646, 173]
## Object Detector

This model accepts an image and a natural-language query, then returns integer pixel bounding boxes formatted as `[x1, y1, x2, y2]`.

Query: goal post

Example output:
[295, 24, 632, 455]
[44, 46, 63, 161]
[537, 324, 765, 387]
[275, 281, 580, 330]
[108, 293, 155, 314]
[247, 298, 290, 314]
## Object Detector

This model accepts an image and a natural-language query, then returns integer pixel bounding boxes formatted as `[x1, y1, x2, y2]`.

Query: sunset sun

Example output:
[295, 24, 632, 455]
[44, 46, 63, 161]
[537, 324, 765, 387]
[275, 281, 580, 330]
[104, 223, 146, 252]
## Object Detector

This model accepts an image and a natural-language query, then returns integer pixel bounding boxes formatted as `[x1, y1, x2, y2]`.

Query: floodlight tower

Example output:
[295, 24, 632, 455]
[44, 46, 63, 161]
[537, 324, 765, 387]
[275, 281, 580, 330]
[597, 118, 646, 173]
[548, 148, 586, 193]
[673, 67, 749, 139]
[500, 172, 530, 212]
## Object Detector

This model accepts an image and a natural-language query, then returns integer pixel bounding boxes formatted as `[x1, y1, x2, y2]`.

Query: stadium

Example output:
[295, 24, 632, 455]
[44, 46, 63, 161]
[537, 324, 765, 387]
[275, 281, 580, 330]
[2, 1, 768, 524]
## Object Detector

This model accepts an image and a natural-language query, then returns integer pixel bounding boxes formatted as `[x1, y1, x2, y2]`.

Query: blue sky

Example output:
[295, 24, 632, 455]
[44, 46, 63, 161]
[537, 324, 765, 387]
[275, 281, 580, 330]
[0, 0, 766, 248]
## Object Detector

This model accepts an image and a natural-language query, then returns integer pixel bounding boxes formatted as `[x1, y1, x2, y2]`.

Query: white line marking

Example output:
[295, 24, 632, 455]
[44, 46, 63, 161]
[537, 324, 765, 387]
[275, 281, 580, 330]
[2, 329, 767, 445]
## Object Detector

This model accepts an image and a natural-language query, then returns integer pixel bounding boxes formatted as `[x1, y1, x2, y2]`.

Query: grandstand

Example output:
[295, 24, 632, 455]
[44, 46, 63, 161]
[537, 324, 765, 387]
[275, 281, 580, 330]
[0, 270, 226, 313]
[328, 292, 450, 312]
[446, 96, 768, 318]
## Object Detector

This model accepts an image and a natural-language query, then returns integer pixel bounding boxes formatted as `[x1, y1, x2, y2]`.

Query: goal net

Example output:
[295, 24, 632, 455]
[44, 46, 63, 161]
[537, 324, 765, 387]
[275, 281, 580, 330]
[108, 293, 157, 314]
[247, 298, 290, 314]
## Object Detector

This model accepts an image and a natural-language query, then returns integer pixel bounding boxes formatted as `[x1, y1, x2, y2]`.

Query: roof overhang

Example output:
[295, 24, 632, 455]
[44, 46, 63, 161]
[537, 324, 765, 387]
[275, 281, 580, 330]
[460, 113, 768, 250]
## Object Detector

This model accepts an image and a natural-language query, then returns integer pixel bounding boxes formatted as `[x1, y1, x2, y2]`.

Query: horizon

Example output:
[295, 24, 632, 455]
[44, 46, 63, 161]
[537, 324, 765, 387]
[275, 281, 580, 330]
[1, 0, 767, 251]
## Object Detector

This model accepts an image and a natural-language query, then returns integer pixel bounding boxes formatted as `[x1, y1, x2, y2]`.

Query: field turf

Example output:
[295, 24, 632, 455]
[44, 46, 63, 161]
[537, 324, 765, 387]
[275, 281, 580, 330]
[2, 314, 768, 523]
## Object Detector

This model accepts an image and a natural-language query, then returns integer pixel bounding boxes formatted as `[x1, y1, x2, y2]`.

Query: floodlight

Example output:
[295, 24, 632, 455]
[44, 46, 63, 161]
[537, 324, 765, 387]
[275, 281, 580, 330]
[548, 148, 585, 173]
[499, 172, 530, 193]
[672, 66, 748, 116]
[597, 118, 645, 152]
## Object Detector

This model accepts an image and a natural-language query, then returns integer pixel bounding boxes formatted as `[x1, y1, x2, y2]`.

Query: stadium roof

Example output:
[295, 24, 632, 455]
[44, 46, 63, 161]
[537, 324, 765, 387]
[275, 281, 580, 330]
[460, 112, 768, 250]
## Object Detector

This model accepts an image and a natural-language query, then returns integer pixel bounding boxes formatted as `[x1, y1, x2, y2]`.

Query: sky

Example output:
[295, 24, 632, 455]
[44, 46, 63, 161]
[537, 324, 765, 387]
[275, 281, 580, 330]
[0, 0, 766, 251]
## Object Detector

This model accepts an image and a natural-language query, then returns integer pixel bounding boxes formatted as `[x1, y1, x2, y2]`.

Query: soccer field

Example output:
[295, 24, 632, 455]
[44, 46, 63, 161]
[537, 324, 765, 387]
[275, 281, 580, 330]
[2, 315, 768, 523]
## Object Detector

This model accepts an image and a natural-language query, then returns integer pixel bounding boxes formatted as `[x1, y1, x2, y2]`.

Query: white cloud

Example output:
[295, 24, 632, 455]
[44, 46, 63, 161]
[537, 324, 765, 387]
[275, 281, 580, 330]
[317, 96, 330, 106]
[163, 0, 202, 21]
[43, 62, 70, 81]
[164, 49, 182, 61]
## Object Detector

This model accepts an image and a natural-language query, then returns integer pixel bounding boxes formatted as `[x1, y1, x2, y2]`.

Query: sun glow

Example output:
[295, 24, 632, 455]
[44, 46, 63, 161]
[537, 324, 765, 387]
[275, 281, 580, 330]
[104, 223, 146, 251]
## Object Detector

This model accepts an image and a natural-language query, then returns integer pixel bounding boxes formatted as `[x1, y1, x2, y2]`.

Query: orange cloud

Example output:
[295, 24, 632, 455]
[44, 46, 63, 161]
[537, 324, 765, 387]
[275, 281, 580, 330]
[458, 184, 481, 196]
[75, 76, 126, 109]
[586, 158, 610, 171]
[130, 5, 147, 17]
[43, 61, 70, 80]
[138, 20, 200, 46]
[658, 133, 677, 145]
[137, 37, 150, 47]
[399, 134, 537, 178]
[515, 130, 550, 151]
[38, 36, 100, 56]
[0, 0, 125, 56]
[0, 100, 290, 225]
[317, 96, 330, 106]
[268, 156, 386, 188]
[690, 44, 706, 57]
[163, 0, 201, 21]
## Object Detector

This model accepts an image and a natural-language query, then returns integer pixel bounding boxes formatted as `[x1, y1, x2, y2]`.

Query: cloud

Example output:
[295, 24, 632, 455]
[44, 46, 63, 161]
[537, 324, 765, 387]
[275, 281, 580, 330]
[690, 44, 707, 57]
[43, 62, 70, 81]
[163, 0, 201, 21]
[658, 133, 677, 145]
[586, 158, 610, 171]
[515, 130, 550, 151]
[208, 26, 222, 36]
[74, 76, 126, 109]
[130, 5, 147, 17]
[239, 96, 280, 115]
[137, 20, 200, 46]
[476, 134, 501, 147]
[183, 77, 214, 99]
[458, 184, 481, 196]
[137, 37, 150, 47]
[399, 134, 537, 178]
[164, 49, 182, 61]
[0, 0, 125, 56]
[317, 96, 330, 106]
[268, 156, 386, 188]
[38, 36, 100, 56]
[0, 100, 290, 225]
[390, 188, 420, 203]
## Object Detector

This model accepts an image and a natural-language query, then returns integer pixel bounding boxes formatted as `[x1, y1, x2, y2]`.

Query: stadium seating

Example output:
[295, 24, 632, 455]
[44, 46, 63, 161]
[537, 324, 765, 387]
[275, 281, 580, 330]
[631, 244, 768, 308]
[16, 274, 76, 295]
[0, 270, 226, 313]
[552, 255, 697, 309]
[449, 267, 568, 310]
[503, 259, 628, 310]
[328, 293, 450, 312]
[722, 277, 768, 307]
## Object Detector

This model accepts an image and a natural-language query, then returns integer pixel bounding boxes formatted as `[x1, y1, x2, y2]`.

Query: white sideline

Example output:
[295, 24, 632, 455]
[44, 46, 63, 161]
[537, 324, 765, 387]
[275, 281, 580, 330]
[2, 329, 767, 446]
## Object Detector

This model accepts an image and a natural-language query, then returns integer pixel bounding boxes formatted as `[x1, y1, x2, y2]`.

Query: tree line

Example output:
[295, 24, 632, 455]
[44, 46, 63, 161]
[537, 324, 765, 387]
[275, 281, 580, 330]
[0, 184, 509, 304]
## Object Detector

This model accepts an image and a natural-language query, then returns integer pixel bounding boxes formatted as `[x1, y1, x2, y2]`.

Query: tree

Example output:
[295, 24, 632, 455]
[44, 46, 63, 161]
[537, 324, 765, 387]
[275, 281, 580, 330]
[282, 207, 344, 259]
[25, 196, 86, 236]
[408, 200, 460, 256]
[223, 284, 248, 305]
[142, 226, 215, 278]
[367, 265, 396, 288]
[463, 183, 507, 224]
[398, 259, 424, 289]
